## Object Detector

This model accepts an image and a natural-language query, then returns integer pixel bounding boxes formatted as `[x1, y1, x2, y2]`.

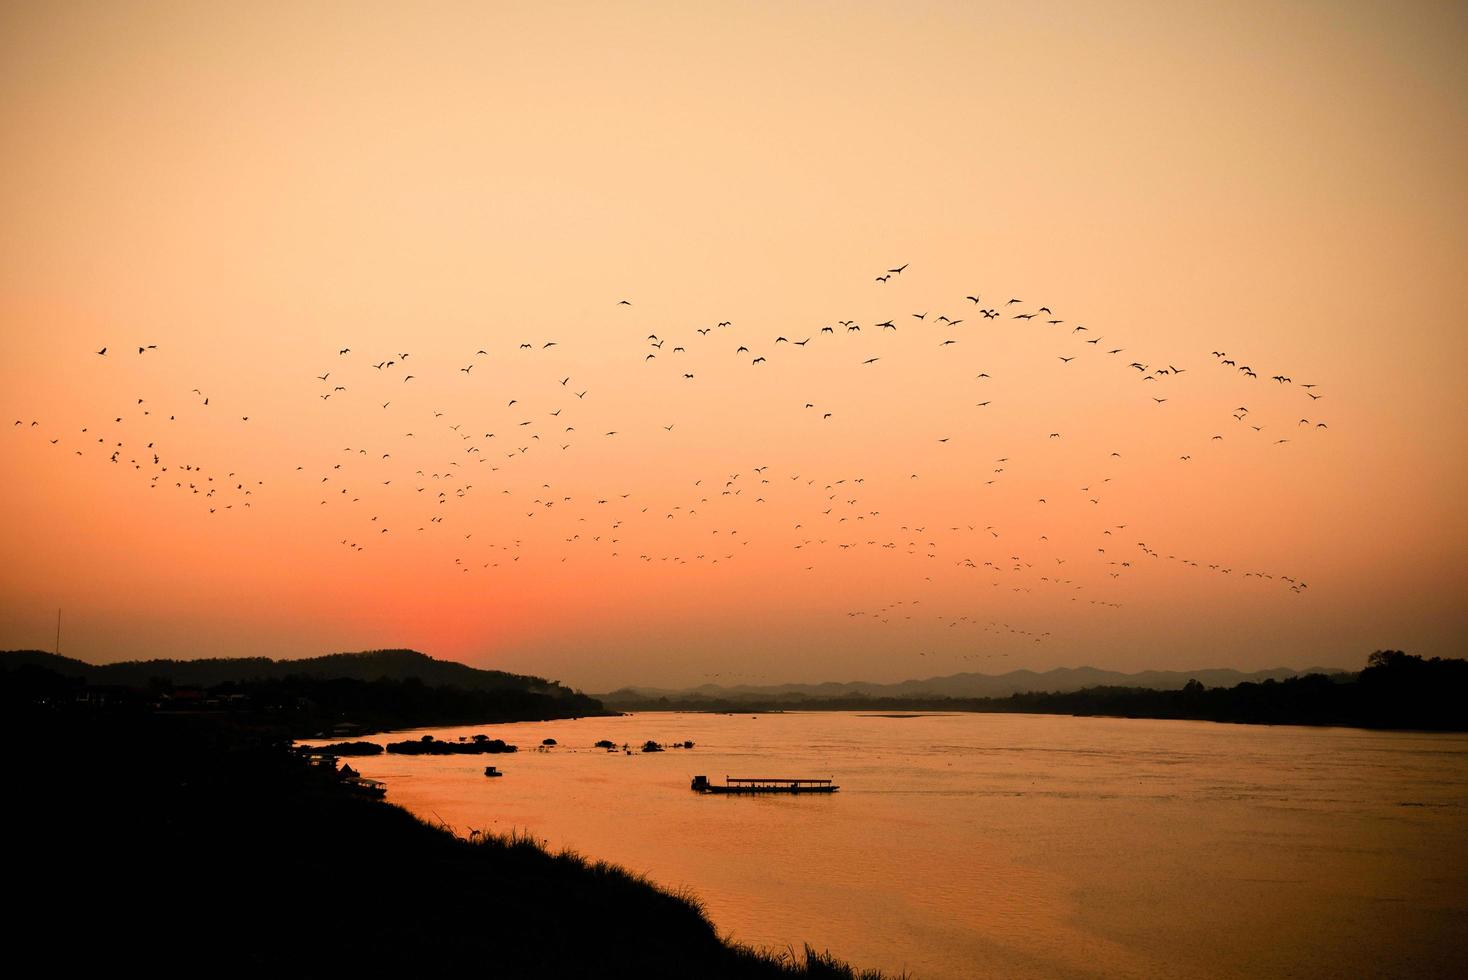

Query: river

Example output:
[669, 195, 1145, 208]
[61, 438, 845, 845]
[304, 712, 1468, 978]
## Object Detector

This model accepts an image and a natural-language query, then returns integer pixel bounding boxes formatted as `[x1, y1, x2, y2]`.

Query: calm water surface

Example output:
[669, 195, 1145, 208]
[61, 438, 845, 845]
[307, 713, 1468, 978]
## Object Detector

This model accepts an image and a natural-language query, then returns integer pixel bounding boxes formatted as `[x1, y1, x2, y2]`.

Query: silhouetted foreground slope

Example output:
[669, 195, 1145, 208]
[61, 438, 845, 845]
[614, 652, 1468, 731]
[0, 647, 610, 733]
[6, 703, 891, 979]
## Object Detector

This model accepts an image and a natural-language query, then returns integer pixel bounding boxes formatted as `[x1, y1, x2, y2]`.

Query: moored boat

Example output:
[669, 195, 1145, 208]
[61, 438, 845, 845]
[346, 776, 387, 798]
[691, 775, 838, 794]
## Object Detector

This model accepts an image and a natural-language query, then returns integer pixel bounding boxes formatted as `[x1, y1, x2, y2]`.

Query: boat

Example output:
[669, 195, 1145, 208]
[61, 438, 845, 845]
[690, 775, 838, 795]
[484, 765, 503, 777]
[345, 776, 387, 798]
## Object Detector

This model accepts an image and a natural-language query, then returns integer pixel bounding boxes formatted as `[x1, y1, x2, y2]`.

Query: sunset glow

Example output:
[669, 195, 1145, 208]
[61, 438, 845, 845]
[2, 1, 1464, 690]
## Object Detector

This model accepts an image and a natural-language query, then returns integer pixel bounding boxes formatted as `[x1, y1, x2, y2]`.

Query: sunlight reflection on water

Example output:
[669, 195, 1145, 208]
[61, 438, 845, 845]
[306, 713, 1468, 979]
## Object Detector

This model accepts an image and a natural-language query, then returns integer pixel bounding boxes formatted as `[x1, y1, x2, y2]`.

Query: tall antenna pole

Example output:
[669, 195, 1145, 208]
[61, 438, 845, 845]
[55, 608, 61, 656]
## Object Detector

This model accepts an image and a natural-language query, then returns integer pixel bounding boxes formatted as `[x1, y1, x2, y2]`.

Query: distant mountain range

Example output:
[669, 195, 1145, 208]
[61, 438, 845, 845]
[597, 665, 1349, 705]
[0, 648, 584, 699]
[0, 650, 1350, 709]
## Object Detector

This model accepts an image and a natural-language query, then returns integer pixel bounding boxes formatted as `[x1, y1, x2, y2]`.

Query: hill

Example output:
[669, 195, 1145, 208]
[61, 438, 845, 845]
[0, 648, 610, 733]
[0, 647, 576, 695]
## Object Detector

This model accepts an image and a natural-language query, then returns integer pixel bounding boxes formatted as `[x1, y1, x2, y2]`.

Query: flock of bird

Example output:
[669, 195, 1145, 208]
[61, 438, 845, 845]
[15, 263, 1329, 661]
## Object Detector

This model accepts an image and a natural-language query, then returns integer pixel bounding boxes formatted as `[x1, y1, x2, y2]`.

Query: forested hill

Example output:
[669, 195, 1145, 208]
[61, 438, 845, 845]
[0, 648, 609, 733]
[0, 648, 573, 695]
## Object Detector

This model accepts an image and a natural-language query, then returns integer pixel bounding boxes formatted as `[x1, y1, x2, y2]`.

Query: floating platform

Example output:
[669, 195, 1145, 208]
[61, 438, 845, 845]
[691, 775, 838, 795]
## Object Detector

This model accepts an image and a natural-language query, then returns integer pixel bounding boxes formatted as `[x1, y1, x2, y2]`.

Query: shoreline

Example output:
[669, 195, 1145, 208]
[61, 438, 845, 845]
[8, 702, 896, 979]
[597, 655, 1468, 732]
[596, 704, 1468, 734]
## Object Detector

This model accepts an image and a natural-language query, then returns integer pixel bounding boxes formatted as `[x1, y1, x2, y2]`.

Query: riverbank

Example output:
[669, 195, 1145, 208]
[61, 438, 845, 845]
[5, 701, 892, 978]
[605, 651, 1467, 731]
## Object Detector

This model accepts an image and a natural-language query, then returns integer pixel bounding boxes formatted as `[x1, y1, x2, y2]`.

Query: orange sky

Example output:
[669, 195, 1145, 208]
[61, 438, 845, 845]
[1, 1, 1464, 690]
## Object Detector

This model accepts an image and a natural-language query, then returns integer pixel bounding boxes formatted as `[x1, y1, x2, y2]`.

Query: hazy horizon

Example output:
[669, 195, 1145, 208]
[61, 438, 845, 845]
[2, 2, 1464, 692]
[4, 643, 1353, 695]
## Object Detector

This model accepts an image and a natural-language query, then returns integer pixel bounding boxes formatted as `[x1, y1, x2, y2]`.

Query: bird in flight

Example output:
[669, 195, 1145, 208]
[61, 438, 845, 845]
[862, 357, 880, 365]
[889, 263, 908, 274]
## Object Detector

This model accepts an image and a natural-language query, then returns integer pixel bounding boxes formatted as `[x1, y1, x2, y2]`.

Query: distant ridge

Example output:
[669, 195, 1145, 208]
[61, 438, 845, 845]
[0, 648, 582, 699]
[598, 664, 1348, 705]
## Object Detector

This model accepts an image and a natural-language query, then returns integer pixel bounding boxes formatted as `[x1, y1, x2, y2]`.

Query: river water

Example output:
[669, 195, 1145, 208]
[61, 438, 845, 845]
[304, 712, 1468, 978]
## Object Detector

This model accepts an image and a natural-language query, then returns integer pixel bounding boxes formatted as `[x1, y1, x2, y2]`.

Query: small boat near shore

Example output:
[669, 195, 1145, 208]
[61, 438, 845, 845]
[691, 775, 838, 795]
[346, 776, 387, 798]
[484, 765, 503, 777]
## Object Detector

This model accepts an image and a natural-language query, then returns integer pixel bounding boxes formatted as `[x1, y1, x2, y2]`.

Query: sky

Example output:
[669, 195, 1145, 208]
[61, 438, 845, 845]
[1, 1, 1464, 691]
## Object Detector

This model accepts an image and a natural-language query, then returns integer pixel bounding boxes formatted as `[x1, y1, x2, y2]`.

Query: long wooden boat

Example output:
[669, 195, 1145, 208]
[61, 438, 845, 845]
[691, 775, 838, 794]
[345, 776, 387, 798]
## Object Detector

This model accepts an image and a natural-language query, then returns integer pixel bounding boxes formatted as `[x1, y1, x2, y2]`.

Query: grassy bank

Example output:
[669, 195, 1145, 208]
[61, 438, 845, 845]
[5, 700, 891, 978]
